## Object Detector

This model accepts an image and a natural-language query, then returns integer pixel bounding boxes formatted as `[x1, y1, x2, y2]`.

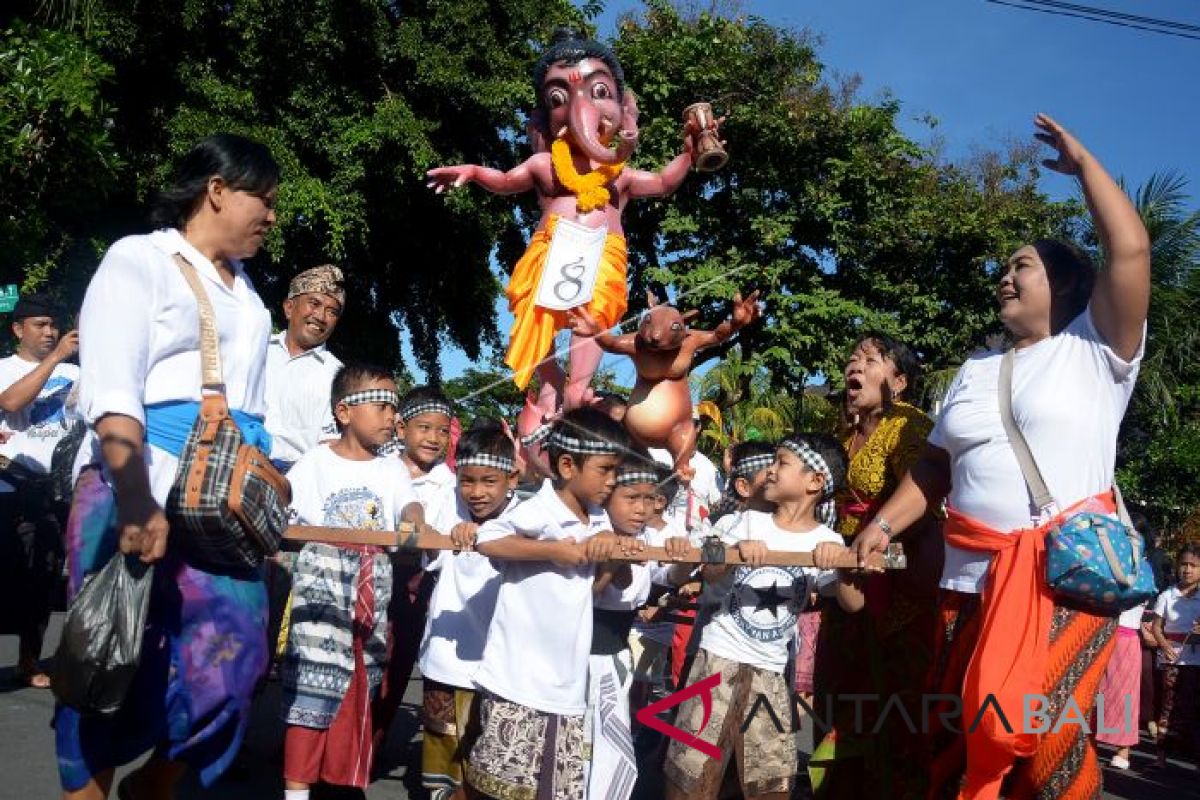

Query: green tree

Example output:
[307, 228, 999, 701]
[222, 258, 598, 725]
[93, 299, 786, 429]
[613, 1, 1078, 394]
[1112, 171, 1200, 537]
[0, 17, 120, 296]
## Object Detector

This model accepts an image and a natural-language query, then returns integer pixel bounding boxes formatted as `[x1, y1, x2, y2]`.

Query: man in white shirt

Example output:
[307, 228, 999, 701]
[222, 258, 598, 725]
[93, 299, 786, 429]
[0, 293, 80, 688]
[263, 264, 345, 471]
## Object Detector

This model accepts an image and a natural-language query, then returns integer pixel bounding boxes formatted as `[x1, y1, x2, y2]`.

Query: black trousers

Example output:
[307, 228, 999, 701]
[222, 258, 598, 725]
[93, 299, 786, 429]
[0, 483, 66, 667]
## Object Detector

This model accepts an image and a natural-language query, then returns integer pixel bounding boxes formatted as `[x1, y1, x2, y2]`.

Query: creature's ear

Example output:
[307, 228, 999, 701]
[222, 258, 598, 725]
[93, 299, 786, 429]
[527, 108, 551, 154]
[680, 310, 700, 324]
[621, 89, 640, 123]
[645, 288, 659, 308]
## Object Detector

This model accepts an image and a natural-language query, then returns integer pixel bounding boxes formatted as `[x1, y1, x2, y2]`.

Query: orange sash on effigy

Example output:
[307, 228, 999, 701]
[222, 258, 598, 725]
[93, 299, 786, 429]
[503, 214, 628, 389]
[942, 490, 1116, 800]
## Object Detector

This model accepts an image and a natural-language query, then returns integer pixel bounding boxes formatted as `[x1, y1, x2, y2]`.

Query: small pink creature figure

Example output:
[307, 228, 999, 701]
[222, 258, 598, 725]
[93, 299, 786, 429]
[568, 290, 761, 482]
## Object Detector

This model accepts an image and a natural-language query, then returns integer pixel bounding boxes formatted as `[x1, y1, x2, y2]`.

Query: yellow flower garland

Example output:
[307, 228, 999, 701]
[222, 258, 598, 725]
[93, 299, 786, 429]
[551, 137, 625, 213]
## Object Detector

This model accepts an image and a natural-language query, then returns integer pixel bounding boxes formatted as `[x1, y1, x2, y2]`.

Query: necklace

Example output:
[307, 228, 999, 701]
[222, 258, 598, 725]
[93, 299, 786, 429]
[551, 137, 624, 213]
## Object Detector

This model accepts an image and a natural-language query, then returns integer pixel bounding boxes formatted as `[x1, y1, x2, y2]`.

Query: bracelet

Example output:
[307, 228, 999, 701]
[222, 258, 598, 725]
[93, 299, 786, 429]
[100, 434, 142, 451]
[875, 517, 895, 539]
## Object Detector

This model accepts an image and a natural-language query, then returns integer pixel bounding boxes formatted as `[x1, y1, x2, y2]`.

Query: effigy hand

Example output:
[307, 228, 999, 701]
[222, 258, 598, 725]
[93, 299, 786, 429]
[426, 165, 477, 194]
[566, 307, 605, 338]
[730, 290, 762, 328]
[1034, 113, 1090, 177]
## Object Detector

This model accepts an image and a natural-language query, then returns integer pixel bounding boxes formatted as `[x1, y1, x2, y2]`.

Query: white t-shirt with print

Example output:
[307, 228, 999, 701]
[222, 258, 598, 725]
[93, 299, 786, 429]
[419, 485, 514, 689]
[286, 444, 416, 532]
[929, 309, 1143, 593]
[1154, 586, 1200, 667]
[0, 355, 81, 489]
[473, 479, 610, 716]
[699, 510, 840, 673]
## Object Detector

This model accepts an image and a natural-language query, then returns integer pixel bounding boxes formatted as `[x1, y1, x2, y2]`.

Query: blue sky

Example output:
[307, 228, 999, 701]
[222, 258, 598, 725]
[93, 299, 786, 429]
[407, 0, 1199, 384]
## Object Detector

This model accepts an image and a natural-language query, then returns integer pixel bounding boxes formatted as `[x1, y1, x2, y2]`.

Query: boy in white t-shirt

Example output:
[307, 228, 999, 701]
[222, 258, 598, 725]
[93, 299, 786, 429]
[281, 364, 427, 798]
[1150, 543, 1200, 767]
[465, 408, 630, 799]
[663, 433, 863, 800]
[418, 419, 520, 800]
[585, 455, 671, 800]
[376, 384, 458, 745]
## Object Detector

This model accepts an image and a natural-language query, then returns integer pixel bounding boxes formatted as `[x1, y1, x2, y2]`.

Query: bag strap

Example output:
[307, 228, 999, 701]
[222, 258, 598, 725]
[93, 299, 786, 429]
[172, 254, 226, 393]
[998, 349, 1056, 515]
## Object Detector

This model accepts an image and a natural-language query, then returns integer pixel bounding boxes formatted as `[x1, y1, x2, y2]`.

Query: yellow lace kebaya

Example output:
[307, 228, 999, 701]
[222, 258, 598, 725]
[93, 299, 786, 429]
[837, 401, 933, 537]
[551, 137, 624, 213]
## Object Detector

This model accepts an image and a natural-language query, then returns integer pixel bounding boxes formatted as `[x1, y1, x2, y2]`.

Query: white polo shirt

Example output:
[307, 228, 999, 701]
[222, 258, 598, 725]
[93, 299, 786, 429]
[473, 480, 609, 716]
[263, 331, 341, 464]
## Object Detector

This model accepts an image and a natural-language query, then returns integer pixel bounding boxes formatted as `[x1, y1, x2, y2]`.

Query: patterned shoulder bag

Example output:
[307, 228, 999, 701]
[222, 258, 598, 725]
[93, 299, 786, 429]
[165, 255, 291, 571]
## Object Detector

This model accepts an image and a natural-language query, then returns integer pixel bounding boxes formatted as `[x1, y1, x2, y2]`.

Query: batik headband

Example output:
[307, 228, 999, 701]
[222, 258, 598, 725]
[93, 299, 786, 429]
[781, 439, 838, 528]
[457, 453, 517, 473]
[288, 264, 345, 306]
[733, 453, 775, 479]
[339, 389, 400, 409]
[401, 399, 454, 422]
[616, 468, 660, 487]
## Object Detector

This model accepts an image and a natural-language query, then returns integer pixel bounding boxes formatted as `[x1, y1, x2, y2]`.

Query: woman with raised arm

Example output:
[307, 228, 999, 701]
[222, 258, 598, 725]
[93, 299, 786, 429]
[54, 135, 280, 800]
[850, 114, 1150, 800]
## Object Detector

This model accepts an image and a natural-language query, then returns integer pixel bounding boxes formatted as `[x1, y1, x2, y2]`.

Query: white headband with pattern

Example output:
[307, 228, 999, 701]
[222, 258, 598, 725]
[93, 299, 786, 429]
[547, 429, 622, 455]
[781, 439, 838, 528]
[457, 453, 516, 473]
[401, 399, 453, 422]
[616, 468, 660, 487]
[733, 452, 775, 479]
[339, 389, 400, 409]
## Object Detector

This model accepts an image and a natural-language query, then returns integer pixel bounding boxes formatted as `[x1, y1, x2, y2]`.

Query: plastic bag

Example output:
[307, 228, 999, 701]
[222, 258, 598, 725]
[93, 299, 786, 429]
[51, 553, 153, 716]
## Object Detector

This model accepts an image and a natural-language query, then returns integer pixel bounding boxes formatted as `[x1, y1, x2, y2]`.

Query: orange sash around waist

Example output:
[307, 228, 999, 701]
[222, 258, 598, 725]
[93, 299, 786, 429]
[942, 490, 1116, 800]
[503, 214, 628, 389]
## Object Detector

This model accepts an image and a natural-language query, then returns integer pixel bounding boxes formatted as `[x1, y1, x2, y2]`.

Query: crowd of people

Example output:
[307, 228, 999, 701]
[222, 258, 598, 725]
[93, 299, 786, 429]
[0, 115, 1197, 800]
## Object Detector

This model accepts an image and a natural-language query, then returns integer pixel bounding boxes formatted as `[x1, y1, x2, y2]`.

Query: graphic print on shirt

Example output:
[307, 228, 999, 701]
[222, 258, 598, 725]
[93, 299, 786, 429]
[727, 565, 808, 643]
[321, 486, 387, 530]
[27, 376, 73, 434]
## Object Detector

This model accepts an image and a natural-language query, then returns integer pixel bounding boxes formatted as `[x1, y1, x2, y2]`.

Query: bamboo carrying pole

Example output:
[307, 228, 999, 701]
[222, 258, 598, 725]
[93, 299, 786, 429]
[283, 523, 908, 570]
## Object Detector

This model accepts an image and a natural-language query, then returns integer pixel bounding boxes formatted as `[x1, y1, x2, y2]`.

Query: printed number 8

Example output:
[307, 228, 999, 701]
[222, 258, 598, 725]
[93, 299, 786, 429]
[553, 257, 586, 303]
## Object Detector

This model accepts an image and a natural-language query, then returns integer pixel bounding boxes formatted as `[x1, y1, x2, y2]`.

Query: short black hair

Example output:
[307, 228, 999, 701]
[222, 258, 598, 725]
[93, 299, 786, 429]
[1128, 510, 1157, 550]
[653, 464, 680, 505]
[330, 362, 394, 429]
[11, 292, 66, 323]
[1179, 542, 1200, 562]
[856, 332, 922, 402]
[532, 27, 626, 111]
[546, 406, 630, 477]
[457, 417, 516, 466]
[150, 133, 279, 230]
[780, 432, 848, 497]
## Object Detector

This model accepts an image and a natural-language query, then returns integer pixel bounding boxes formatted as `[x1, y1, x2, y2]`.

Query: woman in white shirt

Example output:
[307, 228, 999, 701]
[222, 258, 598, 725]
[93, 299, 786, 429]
[54, 134, 280, 800]
[851, 115, 1150, 800]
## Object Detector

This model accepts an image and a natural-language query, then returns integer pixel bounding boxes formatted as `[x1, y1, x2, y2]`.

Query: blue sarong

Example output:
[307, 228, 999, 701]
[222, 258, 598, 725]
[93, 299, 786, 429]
[54, 402, 272, 790]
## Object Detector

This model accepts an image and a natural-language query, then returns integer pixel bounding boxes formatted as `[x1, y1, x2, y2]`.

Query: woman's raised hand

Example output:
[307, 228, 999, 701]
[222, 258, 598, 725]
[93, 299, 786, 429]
[1034, 113, 1090, 177]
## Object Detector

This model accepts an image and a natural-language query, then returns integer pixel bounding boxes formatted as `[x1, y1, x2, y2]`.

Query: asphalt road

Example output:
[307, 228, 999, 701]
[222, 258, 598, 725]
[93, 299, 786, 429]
[1, 616, 1196, 799]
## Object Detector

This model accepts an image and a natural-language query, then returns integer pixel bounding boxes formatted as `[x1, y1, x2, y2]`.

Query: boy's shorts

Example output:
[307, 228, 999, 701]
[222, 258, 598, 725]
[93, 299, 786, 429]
[465, 694, 586, 800]
[663, 648, 799, 798]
